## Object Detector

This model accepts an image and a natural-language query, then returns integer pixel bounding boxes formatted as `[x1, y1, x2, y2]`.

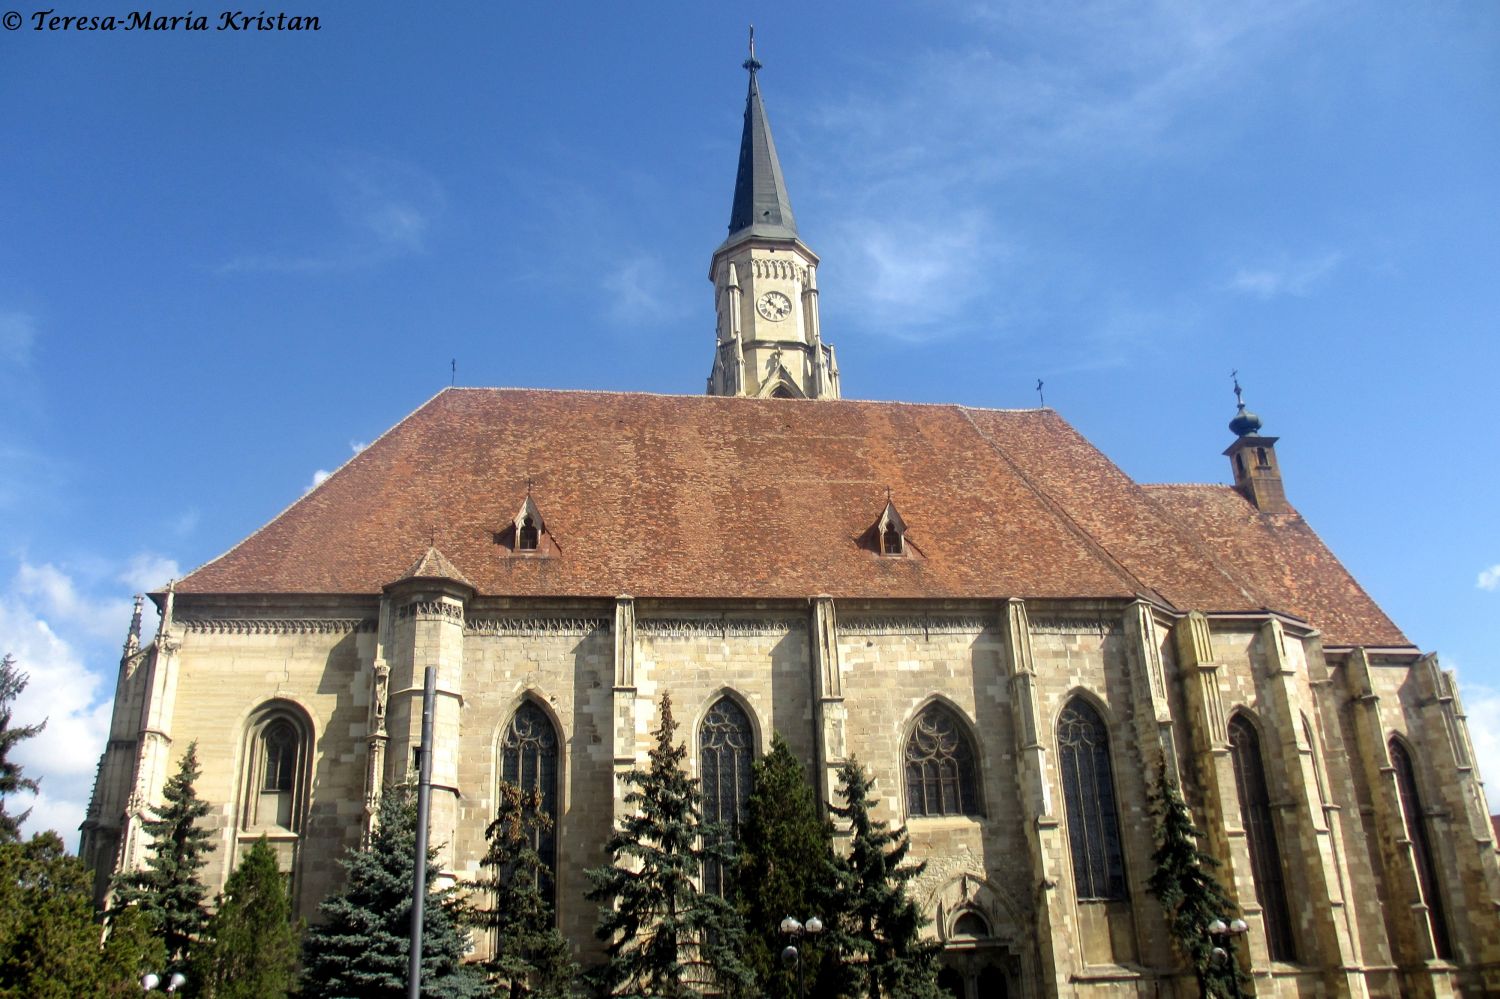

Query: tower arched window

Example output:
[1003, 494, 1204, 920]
[1057, 697, 1126, 901]
[242, 705, 311, 833]
[905, 703, 980, 817]
[1228, 714, 1296, 961]
[501, 700, 560, 904]
[1389, 738, 1453, 959]
[699, 696, 754, 896]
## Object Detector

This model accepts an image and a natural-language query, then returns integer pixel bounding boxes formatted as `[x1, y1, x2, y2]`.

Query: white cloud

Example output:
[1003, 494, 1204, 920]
[1479, 564, 1500, 591]
[14, 561, 131, 643]
[118, 553, 181, 594]
[305, 468, 331, 493]
[1227, 251, 1343, 299]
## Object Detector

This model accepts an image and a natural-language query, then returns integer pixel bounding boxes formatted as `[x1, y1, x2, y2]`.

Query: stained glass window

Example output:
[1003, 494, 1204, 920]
[905, 704, 980, 817]
[502, 701, 560, 902]
[700, 696, 753, 896]
[1390, 738, 1453, 959]
[1058, 698, 1126, 901]
[1228, 714, 1296, 961]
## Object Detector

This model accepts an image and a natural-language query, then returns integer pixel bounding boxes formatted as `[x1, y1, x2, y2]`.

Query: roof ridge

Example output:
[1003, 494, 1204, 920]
[448, 385, 1055, 415]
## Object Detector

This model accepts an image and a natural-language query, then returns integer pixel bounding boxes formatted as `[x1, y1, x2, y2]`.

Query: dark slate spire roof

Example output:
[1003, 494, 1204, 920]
[725, 42, 798, 244]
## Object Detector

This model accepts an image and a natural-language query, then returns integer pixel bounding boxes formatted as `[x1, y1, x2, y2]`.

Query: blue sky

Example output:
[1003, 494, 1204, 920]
[2, 0, 1497, 842]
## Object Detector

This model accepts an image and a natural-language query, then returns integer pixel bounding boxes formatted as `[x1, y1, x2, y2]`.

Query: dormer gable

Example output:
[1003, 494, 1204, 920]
[862, 497, 917, 557]
[494, 493, 556, 555]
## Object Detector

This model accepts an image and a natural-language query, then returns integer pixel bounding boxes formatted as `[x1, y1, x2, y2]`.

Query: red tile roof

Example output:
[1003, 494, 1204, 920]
[176, 388, 1410, 648]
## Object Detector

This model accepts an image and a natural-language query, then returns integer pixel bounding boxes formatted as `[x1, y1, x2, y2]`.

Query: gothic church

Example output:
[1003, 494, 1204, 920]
[83, 46, 1500, 998]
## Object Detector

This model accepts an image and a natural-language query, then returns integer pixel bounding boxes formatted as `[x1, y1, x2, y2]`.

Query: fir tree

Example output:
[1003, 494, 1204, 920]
[112, 742, 214, 969]
[827, 759, 941, 999]
[476, 780, 579, 999]
[0, 830, 107, 998]
[585, 693, 753, 999]
[301, 781, 486, 999]
[100, 906, 168, 998]
[0, 655, 45, 844]
[1146, 768, 1247, 999]
[188, 836, 302, 999]
[730, 733, 842, 999]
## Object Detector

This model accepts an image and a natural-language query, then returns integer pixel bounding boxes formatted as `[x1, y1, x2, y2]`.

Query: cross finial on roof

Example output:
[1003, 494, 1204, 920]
[744, 24, 761, 73]
[1036, 378, 1045, 407]
[526, 477, 533, 497]
[886, 485, 892, 504]
[1232, 369, 1243, 407]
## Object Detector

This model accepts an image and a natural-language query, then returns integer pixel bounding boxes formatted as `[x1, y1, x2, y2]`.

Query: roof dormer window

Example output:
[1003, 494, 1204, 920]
[882, 522, 903, 556]
[518, 515, 539, 551]
[496, 492, 554, 555]
[871, 496, 910, 557]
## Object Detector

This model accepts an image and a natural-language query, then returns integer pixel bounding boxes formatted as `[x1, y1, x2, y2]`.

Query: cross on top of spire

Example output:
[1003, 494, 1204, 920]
[744, 24, 761, 74]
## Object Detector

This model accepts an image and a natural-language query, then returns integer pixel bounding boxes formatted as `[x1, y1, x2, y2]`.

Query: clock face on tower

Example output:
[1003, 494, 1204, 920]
[756, 291, 792, 322]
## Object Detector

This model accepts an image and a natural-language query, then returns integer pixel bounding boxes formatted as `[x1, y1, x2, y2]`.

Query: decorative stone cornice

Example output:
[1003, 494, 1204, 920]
[394, 600, 464, 623]
[1028, 616, 1121, 637]
[465, 617, 608, 637]
[638, 618, 805, 638]
[839, 615, 990, 637]
[177, 617, 376, 635]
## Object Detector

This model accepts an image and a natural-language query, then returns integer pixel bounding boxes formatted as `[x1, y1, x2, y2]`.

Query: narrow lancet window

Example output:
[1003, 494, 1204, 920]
[905, 703, 980, 817]
[242, 706, 310, 834]
[1058, 697, 1126, 900]
[501, 701, 560, 904]
[1390, 738, 1453, 959]
[699, 696, 754, 896]
[1228, 714, 1296, 961]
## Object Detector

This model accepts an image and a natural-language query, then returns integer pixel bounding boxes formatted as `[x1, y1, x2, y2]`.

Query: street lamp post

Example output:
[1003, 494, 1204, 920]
[779, 914, 824, 999]
[141, 971, 187, 993]
[1205, 917, 1249, 999]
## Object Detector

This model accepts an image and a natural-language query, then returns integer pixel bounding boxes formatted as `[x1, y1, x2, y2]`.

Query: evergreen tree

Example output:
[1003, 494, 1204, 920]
[827, 759, 941, 999]
[301, 781, 486, 999]
[101, 906, 168, 998]
[476, 780, 579, 999]
[1146, 768, 1246, 999]
[112, 742, 214, 969]
[0, 655, 45, 843]
[585, 693, 753, 999]
[188, 836, 301, 999]
[730, 733, 842, 999]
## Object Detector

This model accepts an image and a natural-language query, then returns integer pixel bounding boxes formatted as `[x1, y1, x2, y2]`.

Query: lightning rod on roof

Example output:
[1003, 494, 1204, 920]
[451, 359, 456, 387]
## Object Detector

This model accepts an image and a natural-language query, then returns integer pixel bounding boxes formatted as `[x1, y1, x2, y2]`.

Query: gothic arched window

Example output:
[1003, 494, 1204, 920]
[700, 696, 754, 896]
[1390, 738, 1453, 959]
[1228, 714, 1296, 961]
[501, 701, 560, 901]
[905, 703, 980, 817]
[1057, 697, 1126, 901]
[242, 705, 311, 833]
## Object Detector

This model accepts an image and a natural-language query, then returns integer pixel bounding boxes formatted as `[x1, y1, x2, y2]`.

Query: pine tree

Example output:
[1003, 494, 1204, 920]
[112, 741, 214, 969]
[1146, 768, 1247, 998]
[100, 905, 167, 998]
[301, 781, 486, 999]
[584, 693, 753, 999]
[827, 759, 941, 999]
[730, 733, 843, 999]
[188, 836, 301, 999]
[0, 830, 106, 998]
[0, 655, 45, 844]
[475, 780, 579, 999]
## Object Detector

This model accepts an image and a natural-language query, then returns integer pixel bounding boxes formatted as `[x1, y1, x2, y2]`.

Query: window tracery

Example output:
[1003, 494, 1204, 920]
[1057, 697, 1126, 901]
[700, 696, 754, 896]
[905, 703, 980, 817]
[242, 706, 309, 833]
[501, 700, 560, 903]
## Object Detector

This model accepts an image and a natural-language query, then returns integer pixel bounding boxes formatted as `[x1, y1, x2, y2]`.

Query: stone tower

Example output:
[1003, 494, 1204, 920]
[706, 36, 839, 400]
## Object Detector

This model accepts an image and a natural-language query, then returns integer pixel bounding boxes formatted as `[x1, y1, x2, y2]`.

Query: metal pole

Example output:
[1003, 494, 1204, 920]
[408, 665, 436, 999]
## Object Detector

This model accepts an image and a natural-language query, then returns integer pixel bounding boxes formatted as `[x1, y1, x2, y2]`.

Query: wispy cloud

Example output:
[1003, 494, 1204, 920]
[0, 311, 37, 367]
[218, 154, 446, 274]
[303, 440, 368, 494]
[602, 256, 692, 328]
[1479, 564, 1500, 591]
[1227, 251, 1343, 299]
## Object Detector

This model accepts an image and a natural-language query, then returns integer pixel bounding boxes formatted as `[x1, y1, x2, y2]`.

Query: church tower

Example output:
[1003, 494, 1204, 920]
[707, 35, 840, 399]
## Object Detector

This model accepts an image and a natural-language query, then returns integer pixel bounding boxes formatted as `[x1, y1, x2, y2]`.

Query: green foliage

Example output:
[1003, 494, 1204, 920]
[0, 654, 45, 844]
[100, 906, 168, 997]
[188, 837, 301, 999]
[585, 693, 753, 999]
[111, 742, 214, 967]
[827, 759, 941, 999]
[730, 733, 842, 999]
[1146, 768, 1246, 998]
[475, 780, 579, 999]
[0, 831, 162, 997]
[301, 782, 486, 999]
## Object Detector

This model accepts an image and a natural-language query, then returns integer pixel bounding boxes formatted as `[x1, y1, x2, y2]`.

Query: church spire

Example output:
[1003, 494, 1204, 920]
[725, 26, 798, 244]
